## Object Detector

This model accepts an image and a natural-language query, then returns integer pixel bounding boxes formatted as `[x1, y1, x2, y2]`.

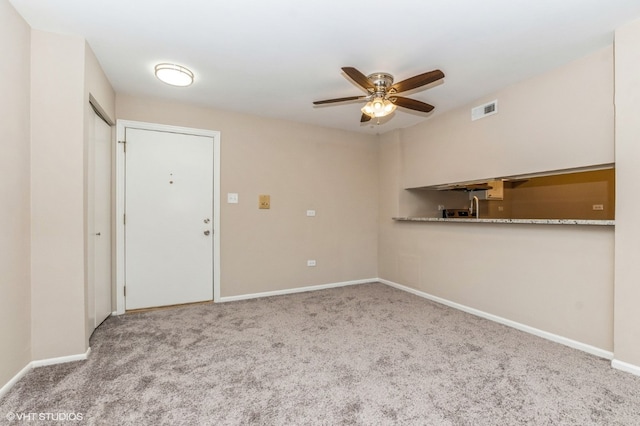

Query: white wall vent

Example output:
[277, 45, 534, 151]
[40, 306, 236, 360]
[471, 99, 498, 121]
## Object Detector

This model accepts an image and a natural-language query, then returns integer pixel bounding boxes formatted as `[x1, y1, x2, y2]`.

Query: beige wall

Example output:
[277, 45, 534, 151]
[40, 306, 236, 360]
[116, 95, 379, 297]
[29, 33, 115, 360]
[507, 170, 615, 220]
[83, 43, 115, 343]
[614, 18, 640, 368]
[378, 48, 616, 352]
[0, 0, 32, 388]
[30, 30, 88, 360]
[402, 47, 614, 188]
[3, 2, 638, 394]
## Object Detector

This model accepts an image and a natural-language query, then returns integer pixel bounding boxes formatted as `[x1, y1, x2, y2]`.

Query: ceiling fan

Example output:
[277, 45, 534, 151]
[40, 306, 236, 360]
[313, 67, 445, 123]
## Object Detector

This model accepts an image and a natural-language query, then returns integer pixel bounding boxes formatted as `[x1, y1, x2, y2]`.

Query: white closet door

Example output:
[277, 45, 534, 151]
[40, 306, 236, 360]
[94, 114, 112, 326]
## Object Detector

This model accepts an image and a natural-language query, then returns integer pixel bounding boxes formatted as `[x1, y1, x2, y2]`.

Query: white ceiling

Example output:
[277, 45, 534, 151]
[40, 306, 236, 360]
[10, 0, 640, 134]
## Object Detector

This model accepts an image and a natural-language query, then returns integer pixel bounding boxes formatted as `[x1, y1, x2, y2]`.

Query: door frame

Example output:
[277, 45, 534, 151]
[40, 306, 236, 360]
[115, 120, 221, 315]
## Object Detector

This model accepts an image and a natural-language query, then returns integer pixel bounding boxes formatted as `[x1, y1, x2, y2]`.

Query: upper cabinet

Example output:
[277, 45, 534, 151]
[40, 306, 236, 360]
[477, 180, 504, 200]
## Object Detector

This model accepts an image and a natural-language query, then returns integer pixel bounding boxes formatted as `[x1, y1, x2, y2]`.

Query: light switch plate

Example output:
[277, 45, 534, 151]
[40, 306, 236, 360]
[259, 194, 270, 209]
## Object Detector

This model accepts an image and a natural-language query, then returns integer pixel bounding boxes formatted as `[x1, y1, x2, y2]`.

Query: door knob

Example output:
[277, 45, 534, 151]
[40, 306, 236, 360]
[204, 230, 210, 236]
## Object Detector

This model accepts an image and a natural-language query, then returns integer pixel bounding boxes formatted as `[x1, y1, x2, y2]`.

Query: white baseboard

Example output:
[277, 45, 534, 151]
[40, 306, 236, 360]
[0, 362, 32, 400]
[379, 279, 614, 361]
[31, 347, 91, 368]
[612, 359, 640, 377]
[0, 347, 91, 400]
[217, 278, 378, 303]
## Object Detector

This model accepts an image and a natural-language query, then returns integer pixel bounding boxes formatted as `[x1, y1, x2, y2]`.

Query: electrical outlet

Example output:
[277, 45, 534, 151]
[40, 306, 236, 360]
[259, 195, 270, 209]
[307, 260, 316, 267]
[592, 204, 604, 211]
[306, 210, 316, 217]
[227, 193, 238, 204]
[437, 205, 445, 211]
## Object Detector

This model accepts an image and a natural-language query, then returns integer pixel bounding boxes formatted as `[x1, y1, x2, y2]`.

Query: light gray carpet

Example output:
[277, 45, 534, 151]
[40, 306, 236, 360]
[2, 282, 640, 425]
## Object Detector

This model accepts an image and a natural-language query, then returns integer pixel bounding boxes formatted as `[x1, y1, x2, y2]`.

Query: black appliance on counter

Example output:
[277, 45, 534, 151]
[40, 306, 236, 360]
[442, 209, 471, 218]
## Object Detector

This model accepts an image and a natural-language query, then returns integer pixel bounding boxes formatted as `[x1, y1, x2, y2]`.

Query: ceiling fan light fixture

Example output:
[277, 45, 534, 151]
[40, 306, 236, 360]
[154, 63, 194, 87]
[362, 97, 396, 118]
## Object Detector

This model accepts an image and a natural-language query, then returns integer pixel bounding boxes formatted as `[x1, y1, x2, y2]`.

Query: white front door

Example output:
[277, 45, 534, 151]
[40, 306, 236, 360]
[124, 128, 214, 310]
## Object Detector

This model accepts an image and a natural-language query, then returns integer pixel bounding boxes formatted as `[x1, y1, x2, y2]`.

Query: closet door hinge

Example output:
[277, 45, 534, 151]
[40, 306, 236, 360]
[123, 214, 126, 225]
[118, 140, 126, 153]
[124, 286, 126, 297]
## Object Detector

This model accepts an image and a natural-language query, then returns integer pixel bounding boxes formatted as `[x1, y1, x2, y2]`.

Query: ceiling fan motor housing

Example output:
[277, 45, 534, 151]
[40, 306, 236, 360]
[367, 73, 394, 96]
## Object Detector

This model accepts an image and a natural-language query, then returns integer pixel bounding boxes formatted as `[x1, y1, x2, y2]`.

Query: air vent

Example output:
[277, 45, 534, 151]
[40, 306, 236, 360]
[471, 100, 498, 121]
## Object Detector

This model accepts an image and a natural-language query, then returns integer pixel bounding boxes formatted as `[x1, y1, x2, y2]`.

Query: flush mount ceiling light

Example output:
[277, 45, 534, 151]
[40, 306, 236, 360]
[154, 63, 194, 87]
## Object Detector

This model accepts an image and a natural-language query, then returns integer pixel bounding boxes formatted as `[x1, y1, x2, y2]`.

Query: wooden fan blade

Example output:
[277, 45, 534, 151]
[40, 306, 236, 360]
[390, 96, 435, 113]
[313, 96, 366, 105]
[390, 70, 444, 93]
[342, 67, 375, 91]
[360, 113, 372, 123]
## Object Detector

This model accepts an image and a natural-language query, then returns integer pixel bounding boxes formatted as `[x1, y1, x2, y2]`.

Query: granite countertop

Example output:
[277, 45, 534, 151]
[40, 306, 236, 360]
[392, 217, 614, 226]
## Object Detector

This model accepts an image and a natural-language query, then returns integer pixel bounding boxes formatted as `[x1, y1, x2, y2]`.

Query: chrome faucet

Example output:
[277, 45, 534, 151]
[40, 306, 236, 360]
[470, 195, 480, 219]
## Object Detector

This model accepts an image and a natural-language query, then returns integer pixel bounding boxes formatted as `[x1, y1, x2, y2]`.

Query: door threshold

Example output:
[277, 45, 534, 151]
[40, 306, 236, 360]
[125, 300, 214, 315]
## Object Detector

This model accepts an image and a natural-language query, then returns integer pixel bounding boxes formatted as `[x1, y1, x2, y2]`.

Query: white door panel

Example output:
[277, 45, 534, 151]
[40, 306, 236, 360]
[125, 128, 213, 310]
[94, 114, 112, 325]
